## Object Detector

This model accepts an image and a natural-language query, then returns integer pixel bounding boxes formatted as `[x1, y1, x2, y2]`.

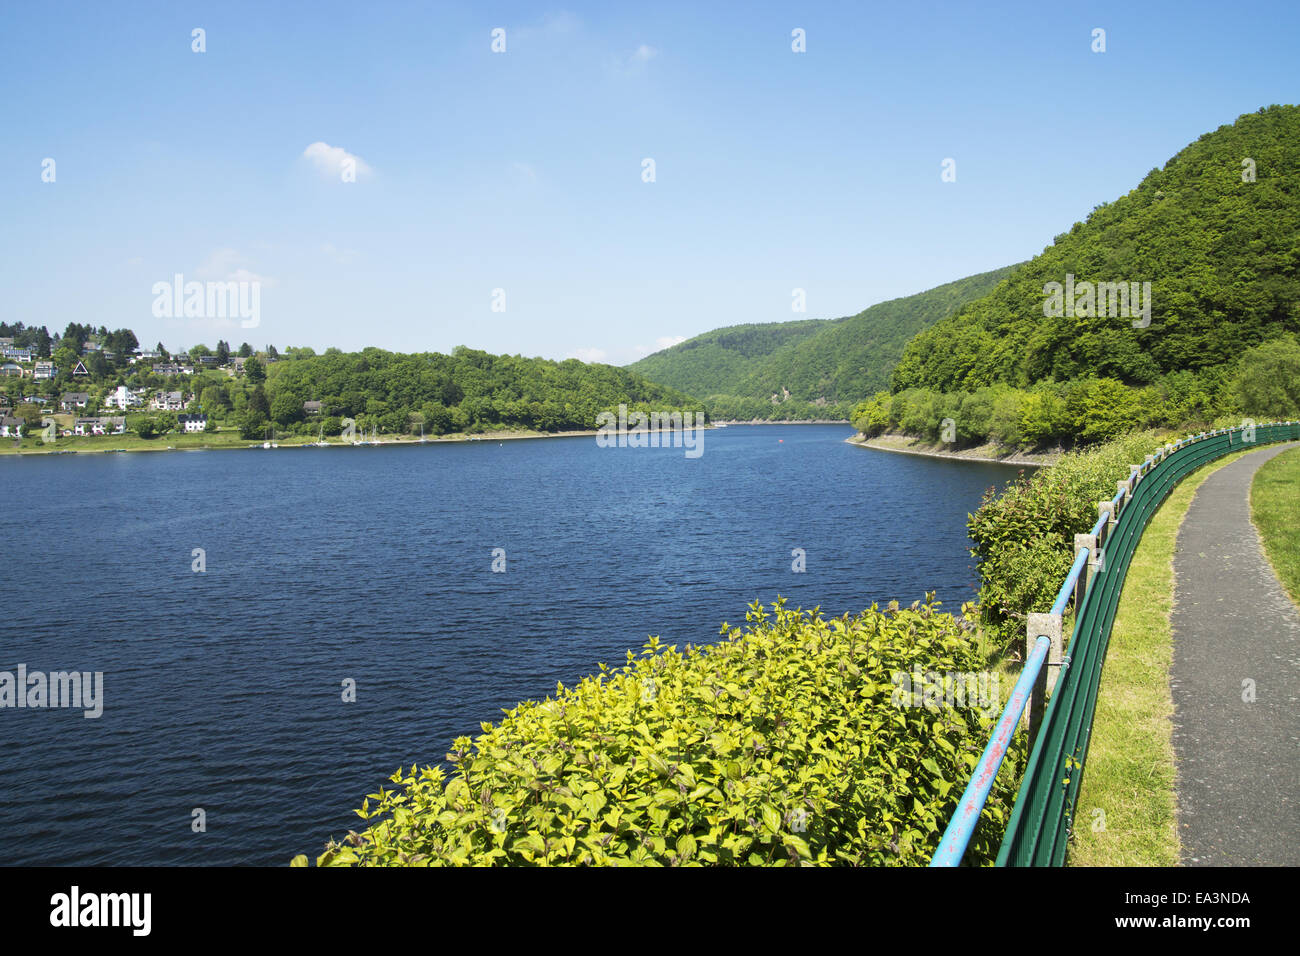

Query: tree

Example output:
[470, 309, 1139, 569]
[108, 328, 138, 358]
[238, 342, 253, 358]
[200, 384, 230, 412]
[238, 410, 269, 440]
[1233, 336, 1300, 419]
[52, 346, 77, 376]
[247, 385, 270, 417]
[244, 356, 266, 383]
[270, 392, 302, 426]
[215, 340, 231, 366]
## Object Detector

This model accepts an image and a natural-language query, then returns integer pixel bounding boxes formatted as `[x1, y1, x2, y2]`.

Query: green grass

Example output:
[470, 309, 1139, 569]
[1068, 448, 1258, 866]
[1, 428, 253, 454]
[1251, 446, 1300, 608]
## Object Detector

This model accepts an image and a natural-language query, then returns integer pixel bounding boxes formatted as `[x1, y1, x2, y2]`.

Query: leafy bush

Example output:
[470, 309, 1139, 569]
[1232, 334, 1300, 419]
[968, 431, 1166, 651]
[305, 598, 1020, 867]
[850, 392, 891, 436]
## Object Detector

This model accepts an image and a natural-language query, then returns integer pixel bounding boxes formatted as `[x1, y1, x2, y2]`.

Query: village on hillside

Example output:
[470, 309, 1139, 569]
[0, 325, 297, 445]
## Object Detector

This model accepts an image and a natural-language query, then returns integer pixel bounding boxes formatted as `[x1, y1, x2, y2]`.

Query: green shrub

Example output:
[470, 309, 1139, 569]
[1232, 334, 1300, 419]
[850, 392, 891, 436]
[969, 431, 1167, 651]
[305, 598, 1020, 867]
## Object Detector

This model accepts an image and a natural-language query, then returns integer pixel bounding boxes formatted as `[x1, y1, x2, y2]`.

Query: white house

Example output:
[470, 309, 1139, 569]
[177, 413, 208, 433]
[104, 385, 142, 410]
[73, 416, 126, 436]
[150, 390, 186, 411]
[33, 362, 56, 380]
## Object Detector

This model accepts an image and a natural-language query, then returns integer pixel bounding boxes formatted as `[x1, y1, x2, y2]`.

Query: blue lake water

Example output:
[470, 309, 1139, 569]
[0, 424, 1024, 865]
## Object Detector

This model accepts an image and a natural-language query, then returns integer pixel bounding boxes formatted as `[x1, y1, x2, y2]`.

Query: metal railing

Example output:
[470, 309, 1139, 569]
[931, 421, 1300, 866]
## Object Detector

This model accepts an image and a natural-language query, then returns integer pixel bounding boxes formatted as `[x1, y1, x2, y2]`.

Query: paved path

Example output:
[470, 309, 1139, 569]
[1170, 441, 1299, 866]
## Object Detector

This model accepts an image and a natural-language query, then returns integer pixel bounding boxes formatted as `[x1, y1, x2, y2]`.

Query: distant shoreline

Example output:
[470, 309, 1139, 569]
[714, 418, 850, 425]
[846, 432, 1057, 467]
[1, 420, 857, 458]
[0, 427, 604, 457]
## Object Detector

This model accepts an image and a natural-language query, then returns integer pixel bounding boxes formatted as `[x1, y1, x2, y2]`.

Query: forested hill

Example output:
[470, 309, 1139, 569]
[263, 347, 703, 435]
[627, 265, 1018, 409]
[892, 104, 1300, 393]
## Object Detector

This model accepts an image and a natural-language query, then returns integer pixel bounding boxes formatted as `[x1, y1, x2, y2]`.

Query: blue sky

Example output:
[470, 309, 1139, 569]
[2, 1, 1297, 364]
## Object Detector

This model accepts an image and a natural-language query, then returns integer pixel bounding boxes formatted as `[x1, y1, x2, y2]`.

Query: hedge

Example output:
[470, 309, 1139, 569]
[299, 597, 1019, 867]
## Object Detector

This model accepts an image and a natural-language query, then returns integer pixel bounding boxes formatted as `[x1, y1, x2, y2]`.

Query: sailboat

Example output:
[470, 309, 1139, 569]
[312, 421, 329, 447]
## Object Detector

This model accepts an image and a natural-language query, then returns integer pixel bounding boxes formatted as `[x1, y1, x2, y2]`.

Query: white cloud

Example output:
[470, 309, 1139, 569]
[195, 248, 275, 287]
[302, 141, 373, 181]
[608, 43, 659, 75]
[512, 161, 538, 183]
[569, 347, 607, 364]
[630, 335, 686, 359]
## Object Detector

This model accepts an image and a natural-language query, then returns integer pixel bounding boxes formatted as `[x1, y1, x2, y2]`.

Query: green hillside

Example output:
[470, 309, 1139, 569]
[628, 266, 1018, 418]
[734, 266, 1021, 401]
[627, 319, 833, 400]
[892, 105, 1300, 393]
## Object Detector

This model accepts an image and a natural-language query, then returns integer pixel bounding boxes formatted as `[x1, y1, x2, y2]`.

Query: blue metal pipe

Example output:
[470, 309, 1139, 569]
[1051, 548, 1090, 615]
[930, 635, 1053, 866]
[1090, 513, 1108, 537]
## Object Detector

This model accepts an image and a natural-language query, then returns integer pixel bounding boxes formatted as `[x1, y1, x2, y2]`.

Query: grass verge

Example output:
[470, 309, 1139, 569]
[1068, 448, 1257, 866]
[1250, 445, 1300, 608]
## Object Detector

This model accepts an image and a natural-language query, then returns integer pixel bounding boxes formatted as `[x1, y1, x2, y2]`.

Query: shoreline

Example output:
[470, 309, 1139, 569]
[714, 418, 850, 425]
[0, 421, 862, 458]
[845, 432, 1058, 467]
[0, 427, 605, 457]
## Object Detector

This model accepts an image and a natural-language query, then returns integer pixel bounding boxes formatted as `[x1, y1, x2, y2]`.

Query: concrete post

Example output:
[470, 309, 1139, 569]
[1026, 612, 1064, 741]
[1116, 478, 1132, 512]
[1074, 532, 1097, 611]
[1099, 499, 1116, 535]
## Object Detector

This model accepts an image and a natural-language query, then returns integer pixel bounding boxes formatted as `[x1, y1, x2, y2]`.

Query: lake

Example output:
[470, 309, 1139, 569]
[0, 424, 1024, 865]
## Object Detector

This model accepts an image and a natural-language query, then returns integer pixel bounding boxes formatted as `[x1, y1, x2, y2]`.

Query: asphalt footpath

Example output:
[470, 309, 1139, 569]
[1169, 441, 1299, 865]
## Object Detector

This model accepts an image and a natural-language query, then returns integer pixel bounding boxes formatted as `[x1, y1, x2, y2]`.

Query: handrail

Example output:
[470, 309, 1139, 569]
[929, 635, 1052, 866]
[930, 420, 1300, 866]
[1051, 548, 1090, 615]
